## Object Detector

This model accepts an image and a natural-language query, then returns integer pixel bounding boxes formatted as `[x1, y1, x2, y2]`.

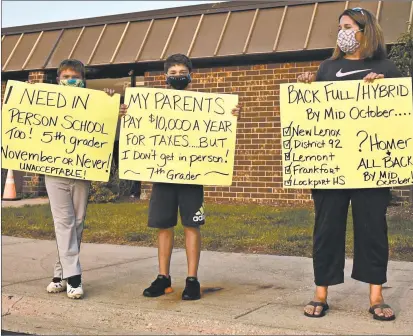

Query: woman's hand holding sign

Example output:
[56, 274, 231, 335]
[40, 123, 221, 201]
[297, 72, 315, 84]
[363, 72, 385, 83]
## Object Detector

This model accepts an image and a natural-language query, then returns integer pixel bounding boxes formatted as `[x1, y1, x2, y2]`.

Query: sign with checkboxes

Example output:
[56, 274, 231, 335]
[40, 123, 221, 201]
[280, 78, 413, 189]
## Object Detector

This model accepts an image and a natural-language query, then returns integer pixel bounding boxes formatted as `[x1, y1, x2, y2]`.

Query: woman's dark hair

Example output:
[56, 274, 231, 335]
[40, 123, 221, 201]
[331, 8, 387, 60]
[164, 54, 192, 73]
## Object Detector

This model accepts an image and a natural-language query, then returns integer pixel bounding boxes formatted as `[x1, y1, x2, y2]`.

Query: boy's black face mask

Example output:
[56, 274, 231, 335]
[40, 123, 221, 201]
[166, 74, 191, 90]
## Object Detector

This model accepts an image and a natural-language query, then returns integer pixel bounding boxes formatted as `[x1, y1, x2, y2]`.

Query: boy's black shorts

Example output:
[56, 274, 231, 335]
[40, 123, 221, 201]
[148, 183, 205, 229]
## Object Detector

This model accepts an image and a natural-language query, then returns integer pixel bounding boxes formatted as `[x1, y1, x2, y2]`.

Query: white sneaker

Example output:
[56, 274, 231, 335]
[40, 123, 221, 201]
[67, 283, 83, 299]
[46, 279, 67, 293]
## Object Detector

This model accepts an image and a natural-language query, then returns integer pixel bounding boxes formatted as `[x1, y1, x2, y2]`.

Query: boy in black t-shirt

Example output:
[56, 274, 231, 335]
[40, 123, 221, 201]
[143, 54, 241, 300]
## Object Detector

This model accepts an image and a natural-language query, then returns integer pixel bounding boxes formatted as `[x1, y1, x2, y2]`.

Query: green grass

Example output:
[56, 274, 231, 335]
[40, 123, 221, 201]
[2, 202, 413, 261]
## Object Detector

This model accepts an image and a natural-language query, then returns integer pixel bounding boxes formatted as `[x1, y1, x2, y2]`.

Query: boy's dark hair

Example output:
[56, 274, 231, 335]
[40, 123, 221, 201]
[57, 59, 86, 79]
[164, 54, 192, 73]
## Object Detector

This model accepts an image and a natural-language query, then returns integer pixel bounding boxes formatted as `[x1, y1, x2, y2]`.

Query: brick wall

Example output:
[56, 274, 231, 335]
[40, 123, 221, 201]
[28, 71, 54, 83]
[143, 61, 412, 205]
[392, 186, 412, 205]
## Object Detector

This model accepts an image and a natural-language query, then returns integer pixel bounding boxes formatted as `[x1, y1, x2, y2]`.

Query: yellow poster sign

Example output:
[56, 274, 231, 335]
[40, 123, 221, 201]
[280, 78, 413, 189]
[1, 80, 120, 182]
[119, 87, 238, 185]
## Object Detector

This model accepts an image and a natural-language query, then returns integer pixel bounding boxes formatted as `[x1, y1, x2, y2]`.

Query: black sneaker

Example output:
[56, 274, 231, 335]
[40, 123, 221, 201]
[182, 277, 201, 300]
[143, 275, 173, 297]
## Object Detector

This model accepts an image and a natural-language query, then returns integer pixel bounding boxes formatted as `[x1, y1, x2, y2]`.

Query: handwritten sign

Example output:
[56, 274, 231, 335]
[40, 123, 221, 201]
[1, 80, 120, 182]
[119, 87, 238, 185]
[280, 78, 413, 189]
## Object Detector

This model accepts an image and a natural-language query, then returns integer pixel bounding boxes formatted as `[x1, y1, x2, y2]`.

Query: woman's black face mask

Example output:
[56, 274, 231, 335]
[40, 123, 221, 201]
[166, 74, 192, 90]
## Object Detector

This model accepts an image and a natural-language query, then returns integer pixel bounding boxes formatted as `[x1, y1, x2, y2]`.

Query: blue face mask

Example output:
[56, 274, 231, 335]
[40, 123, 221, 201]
[59, 78, 85, 88]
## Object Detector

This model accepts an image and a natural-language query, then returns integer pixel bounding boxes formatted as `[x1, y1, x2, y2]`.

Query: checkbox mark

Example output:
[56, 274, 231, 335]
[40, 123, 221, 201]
[284, 153, 290, 161]
[285, 166, 291, 174]
[283, 128, 291, 137]
[284, 180, 292, 186]
[283, 140, 291, 149]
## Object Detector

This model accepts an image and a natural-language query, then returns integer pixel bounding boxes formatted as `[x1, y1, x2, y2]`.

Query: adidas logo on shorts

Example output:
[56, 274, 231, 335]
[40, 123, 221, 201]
[193, 205, 205, 222]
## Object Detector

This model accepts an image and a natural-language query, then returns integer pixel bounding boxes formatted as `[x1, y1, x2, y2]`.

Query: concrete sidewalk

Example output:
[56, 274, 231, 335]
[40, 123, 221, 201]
[2, 236, 412, 335]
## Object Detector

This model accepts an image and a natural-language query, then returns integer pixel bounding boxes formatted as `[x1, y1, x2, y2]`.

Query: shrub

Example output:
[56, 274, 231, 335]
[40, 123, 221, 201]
[88, 158, 134, 203]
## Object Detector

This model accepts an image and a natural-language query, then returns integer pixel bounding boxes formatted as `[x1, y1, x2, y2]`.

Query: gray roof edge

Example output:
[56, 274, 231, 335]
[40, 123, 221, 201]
[2, 0, 342, 35]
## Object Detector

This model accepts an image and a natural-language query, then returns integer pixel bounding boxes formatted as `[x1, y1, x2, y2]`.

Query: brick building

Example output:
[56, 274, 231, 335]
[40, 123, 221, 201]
[2, 0, 413, 204]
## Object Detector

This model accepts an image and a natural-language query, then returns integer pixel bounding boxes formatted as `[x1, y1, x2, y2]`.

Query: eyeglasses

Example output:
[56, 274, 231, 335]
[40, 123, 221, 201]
[352, 7, 365, 15]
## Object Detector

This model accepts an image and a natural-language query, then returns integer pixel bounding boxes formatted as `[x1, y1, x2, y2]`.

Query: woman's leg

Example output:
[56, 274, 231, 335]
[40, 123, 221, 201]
[312, 189, 350, 286]
[305, 189, 350, 316]
[351, 188, 389, 284]
[351, 188, 394, 319]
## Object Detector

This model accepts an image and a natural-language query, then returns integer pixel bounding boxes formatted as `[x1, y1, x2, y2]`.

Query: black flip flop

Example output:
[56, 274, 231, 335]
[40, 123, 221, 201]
[304, 301, 329, 318]
[369, 303, 396, 321]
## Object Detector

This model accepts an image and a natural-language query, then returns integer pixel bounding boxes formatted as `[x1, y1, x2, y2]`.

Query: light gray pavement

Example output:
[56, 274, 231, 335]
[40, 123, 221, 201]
[1, 236, 413, 335]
